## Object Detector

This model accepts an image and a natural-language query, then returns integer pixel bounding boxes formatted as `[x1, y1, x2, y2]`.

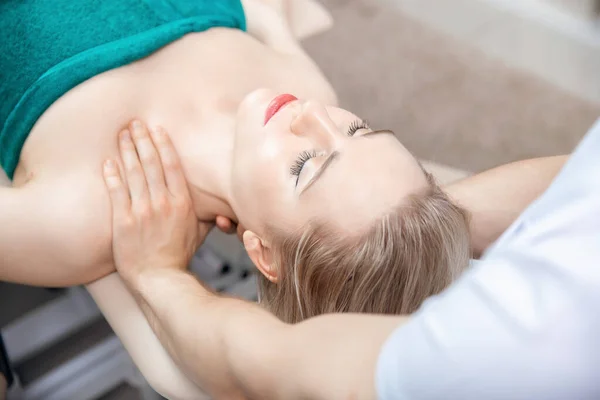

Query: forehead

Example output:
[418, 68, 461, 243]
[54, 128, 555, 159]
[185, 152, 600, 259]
[300, 134, 428, 231]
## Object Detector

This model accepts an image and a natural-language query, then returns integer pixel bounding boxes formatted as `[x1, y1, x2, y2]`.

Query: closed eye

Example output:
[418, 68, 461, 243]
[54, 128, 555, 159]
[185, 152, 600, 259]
[290, 150, 317, 186]
[347, 119, 370, 136]
[290, 123, 392, 189]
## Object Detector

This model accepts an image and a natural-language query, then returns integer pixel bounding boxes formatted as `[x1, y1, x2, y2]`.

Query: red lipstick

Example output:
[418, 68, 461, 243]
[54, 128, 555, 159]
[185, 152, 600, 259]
[264, 94, 298, 125]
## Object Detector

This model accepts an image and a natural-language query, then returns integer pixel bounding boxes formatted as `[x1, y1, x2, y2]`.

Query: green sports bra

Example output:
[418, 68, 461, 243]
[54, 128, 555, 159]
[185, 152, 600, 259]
[0, 0, 246, 179]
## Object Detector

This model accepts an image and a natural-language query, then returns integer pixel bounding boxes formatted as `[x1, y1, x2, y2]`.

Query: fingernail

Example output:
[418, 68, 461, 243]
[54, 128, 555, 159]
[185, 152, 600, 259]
[132, 120, 142, 130]
[104, 159, 115, 170]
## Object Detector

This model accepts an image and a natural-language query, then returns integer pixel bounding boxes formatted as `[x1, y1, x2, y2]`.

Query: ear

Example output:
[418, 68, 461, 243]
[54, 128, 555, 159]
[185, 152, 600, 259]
[243, 230, 278, 283]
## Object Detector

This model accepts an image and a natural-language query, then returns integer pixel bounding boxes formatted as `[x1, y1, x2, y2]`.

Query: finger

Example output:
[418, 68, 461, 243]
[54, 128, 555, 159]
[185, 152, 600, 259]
[236, 223, 245, 242]
[216, 216, 236, 234]
[150, 126, 188, 198]
[130, 120, 168, 204]
[197, 221, 214, 247]
[116, 159, 127, 188]
[103, 159, 131, 219]
[119, 129, 150, 208]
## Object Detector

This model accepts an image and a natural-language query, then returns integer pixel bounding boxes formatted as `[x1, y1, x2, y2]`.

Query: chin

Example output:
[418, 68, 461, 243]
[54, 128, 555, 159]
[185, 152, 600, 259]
[238, 89, 279, 131]
[243, 88, 275, 107]
[238, 89, 268, 120]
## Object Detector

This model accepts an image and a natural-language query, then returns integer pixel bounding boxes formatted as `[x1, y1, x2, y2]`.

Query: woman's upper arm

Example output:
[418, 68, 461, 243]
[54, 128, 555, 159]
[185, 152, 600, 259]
[444, 155, 568, 257]
[0, 176, 113, 286]
[86, 273, 209, 400]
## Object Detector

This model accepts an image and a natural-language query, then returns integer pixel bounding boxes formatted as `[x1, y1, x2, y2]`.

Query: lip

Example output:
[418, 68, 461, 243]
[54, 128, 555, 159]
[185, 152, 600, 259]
[264, 94, 298, 125]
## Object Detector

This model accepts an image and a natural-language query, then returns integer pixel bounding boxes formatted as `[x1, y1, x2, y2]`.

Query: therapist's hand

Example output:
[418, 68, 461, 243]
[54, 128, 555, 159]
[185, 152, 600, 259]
[215, 216, 246, 241]
[102, 120, 213, 283]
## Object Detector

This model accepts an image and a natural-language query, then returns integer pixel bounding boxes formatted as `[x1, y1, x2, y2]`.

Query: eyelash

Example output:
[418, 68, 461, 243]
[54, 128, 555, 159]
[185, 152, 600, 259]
[347, 119, 369, 136]
[290, 150, 317, 180]
[290, 119, 369, 184]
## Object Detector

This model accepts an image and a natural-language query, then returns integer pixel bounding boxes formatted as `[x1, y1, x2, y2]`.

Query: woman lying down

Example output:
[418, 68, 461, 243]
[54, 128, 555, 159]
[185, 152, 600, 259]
[0, 0, 567, 398]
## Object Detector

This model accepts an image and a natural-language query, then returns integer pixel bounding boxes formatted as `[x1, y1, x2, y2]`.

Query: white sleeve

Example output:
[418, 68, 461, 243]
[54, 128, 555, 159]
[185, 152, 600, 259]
[376, 118, 600, 400]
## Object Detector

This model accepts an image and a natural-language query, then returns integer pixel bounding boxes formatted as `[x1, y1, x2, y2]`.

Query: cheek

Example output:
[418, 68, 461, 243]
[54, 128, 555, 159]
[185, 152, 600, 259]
[235, 135, 290, 199]
[253, 139, 292, 193]
[258, 137, 282, 160]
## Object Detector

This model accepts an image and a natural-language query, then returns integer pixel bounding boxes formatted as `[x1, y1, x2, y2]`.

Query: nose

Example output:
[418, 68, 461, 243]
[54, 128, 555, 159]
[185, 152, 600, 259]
[290, 101, 338, 142]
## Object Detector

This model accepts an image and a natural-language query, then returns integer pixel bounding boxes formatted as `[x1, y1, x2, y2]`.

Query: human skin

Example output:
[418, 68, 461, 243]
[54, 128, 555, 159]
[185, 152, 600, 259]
[0, 2, 344, 398]
[0, 0, 337, 287]
[0, 0, 568, 396]
[0, 0, 428, 397]
[102, 121, 410, 399]
[101, 120, 571, 399]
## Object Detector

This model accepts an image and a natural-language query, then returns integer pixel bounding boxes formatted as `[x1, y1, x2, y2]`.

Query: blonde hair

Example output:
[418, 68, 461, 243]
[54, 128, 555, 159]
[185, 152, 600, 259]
[258, 172, 471, 324]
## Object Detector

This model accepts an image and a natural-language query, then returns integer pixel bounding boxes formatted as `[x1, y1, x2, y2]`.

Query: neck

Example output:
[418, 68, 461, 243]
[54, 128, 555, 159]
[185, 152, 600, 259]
[175, 116, 237, 222]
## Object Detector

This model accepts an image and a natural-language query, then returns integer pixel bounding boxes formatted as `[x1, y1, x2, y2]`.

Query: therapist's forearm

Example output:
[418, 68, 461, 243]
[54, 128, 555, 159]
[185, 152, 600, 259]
[445, 155, 568, 257]
[128, 268, 406, 400]
[129, 268, 275, 399]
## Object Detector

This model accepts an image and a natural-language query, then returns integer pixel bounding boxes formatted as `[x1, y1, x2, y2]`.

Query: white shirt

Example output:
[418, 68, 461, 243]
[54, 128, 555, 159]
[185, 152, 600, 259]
[376, 118, 600, 400]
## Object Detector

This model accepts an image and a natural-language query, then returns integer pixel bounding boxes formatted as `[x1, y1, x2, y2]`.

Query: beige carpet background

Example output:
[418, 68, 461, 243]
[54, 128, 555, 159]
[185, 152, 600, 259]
[302, 0, 600, 173]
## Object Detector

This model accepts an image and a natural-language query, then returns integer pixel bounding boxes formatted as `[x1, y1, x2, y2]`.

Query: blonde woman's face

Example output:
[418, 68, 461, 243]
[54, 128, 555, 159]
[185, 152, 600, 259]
[230, 88, 428, 236]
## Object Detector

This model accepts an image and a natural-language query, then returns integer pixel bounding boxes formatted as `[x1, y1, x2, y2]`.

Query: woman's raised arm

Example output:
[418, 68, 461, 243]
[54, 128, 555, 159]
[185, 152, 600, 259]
[444, 155, 568, 257]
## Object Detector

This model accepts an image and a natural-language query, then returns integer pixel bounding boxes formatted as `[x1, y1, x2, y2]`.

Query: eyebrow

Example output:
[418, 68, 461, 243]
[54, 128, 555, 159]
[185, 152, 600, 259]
[362, 129, 395, 138]
[299, 129, 395, 195]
